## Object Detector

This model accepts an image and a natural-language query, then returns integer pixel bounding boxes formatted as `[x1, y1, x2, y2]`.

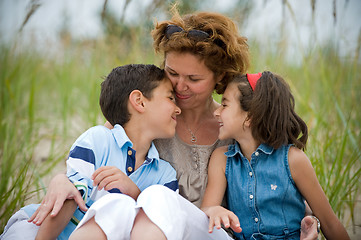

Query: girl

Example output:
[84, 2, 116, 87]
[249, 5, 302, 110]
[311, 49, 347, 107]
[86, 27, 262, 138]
[201, 72, 350, 240]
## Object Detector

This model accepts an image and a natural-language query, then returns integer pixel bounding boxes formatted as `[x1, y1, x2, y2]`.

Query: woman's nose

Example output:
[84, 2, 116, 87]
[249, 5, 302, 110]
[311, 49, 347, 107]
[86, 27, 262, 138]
[175, 77, 188, 92]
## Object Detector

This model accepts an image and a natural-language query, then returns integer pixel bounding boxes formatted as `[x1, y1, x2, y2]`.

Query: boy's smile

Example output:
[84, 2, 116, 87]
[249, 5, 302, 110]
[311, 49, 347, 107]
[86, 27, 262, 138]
[145, 78, 181, 139]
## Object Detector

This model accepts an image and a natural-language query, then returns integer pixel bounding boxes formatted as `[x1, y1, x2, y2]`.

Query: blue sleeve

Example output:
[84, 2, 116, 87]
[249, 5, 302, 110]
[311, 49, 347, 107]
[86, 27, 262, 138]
[66, 126, 108, 202]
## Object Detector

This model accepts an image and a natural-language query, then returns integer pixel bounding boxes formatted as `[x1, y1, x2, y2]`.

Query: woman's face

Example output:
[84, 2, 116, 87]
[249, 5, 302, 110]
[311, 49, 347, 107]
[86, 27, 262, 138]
[164, 51, 219, 110]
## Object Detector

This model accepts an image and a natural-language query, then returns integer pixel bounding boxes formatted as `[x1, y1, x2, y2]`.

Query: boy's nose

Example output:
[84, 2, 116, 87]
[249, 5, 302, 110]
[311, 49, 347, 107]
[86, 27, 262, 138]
[175, 106, 181, 115]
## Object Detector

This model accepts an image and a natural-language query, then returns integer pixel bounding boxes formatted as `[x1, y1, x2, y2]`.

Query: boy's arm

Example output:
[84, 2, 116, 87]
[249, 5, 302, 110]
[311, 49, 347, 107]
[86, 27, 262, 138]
[92, 166, 141, 200]
[35, 199, 77, 240]
[289, 147, 350, 240]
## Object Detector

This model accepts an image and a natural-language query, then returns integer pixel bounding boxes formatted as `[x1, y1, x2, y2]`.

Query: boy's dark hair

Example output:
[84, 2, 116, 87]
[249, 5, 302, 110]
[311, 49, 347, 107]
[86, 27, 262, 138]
[233, 71, 308, 150]
[99, 64, 165, 126]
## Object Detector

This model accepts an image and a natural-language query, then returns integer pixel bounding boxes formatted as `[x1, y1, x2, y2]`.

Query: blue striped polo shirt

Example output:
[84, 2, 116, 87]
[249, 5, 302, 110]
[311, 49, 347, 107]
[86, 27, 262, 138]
[23, 124, 178, 239]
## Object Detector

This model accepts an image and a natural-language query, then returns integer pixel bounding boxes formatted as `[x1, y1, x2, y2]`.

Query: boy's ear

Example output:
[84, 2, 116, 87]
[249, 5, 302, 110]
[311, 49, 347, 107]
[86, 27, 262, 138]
[129, 90, 146, 113]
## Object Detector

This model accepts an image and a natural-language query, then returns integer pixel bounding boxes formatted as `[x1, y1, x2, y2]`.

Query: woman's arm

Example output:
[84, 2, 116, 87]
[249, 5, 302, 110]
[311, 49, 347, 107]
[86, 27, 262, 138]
[28, 174, 87, 225]
[289, 147, 350, 240]
[201, 146, 241, 233]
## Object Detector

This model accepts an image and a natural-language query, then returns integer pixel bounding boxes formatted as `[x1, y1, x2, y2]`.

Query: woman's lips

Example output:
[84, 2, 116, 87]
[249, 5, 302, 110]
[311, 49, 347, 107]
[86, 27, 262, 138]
[175, 93, 191, 100]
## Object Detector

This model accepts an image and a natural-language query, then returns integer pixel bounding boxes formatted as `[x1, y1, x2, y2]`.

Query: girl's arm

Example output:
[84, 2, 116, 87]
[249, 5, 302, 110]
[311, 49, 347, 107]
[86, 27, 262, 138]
[288, 147, 350, 240]
[201, 146, 241, 233]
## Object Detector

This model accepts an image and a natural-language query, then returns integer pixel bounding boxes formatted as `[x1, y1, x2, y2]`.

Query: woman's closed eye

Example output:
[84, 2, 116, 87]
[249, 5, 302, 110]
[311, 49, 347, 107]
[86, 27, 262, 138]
[189, 77, 201, 82]
[167, 71, 178, 77]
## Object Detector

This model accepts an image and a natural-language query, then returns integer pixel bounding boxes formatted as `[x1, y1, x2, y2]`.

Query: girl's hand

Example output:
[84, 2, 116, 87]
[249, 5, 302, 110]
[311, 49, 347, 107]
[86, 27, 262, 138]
[300, 216, 319, 240]
[28, 174, 87, 226]
[202, 206, 242, 234]
[92, 166, 140, 199]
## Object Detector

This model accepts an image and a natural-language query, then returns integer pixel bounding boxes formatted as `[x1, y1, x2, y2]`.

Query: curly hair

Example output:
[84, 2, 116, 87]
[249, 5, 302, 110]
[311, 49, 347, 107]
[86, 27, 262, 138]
[151, 8, 250, 94]
[232, 72, 308, 150]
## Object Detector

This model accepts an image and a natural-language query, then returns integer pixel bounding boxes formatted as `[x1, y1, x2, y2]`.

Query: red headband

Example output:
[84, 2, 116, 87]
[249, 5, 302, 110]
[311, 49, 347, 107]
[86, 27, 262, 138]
[246, 72, 262, 91]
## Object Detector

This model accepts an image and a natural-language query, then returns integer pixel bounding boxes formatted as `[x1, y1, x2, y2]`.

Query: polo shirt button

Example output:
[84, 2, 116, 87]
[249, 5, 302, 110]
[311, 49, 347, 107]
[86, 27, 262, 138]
[249, 171, 253, 177]
[128, 150, 132, 155]
[255, 218, 259, 222]
[255, 151, 259, 156]
[127, 166, 133, 172]
[249, 194, 254, 199]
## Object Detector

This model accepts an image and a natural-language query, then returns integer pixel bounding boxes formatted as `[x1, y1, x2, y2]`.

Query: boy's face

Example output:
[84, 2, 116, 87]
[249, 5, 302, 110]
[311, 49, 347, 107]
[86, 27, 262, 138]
[145, 78, 181, 139]
[214, 82, 248, 140]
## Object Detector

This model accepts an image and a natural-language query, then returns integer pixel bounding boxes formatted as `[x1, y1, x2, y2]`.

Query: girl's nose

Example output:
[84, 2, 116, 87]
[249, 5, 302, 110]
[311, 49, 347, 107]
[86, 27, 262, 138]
[213, 107, 221, 117]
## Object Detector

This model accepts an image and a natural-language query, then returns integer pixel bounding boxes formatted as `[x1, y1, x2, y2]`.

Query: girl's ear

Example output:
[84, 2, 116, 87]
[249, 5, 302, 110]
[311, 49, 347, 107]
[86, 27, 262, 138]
[129, 90, 146, 113]
[244, 115, 251, 128]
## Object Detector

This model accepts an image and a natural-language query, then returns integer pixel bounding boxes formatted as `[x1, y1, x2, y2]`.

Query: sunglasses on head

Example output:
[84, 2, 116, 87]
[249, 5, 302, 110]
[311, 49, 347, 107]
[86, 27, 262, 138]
[165, 24, 225, 49]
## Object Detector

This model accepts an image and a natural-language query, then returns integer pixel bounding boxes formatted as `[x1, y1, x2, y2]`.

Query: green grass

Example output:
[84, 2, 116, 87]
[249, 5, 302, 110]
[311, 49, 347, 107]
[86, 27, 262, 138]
[0, 34, 360, 237]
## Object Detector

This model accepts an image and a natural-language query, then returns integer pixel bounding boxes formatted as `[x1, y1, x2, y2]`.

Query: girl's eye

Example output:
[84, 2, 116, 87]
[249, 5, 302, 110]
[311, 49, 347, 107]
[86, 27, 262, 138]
[222, 103, 227, 107]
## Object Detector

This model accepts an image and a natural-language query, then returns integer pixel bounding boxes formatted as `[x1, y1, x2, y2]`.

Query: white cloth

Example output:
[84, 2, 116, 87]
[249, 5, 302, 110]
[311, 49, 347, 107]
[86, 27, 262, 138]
[74, 193, 138, 240]
[0, 209, 39, 240]
[74, 185, 232, 240]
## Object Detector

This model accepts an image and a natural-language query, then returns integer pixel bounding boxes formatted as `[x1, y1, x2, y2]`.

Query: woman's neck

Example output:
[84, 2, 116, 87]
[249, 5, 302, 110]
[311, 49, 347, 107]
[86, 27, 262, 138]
[176, 97, 220, 145]
[179, 97, 218, 124]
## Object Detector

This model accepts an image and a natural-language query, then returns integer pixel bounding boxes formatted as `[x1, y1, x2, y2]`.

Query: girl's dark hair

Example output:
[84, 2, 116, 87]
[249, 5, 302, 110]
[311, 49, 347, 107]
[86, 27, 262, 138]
[233, 72, 308, 150]
[99, 64, 165, 126]
[152, 8, 249, 94]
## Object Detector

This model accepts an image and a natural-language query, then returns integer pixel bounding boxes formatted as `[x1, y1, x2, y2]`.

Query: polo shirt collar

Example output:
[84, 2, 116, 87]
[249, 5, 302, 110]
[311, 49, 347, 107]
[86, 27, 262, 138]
[112, 124, 160, 162]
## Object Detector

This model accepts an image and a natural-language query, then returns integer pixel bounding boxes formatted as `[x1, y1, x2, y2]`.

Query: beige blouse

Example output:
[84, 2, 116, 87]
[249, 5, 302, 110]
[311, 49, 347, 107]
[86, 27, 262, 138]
[154, 134, 233, 208]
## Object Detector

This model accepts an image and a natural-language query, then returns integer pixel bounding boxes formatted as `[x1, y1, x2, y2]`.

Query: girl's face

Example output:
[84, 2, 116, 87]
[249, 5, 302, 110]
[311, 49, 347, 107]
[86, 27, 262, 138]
[164, 51, 220, 110]
[214, 82, 249, 140]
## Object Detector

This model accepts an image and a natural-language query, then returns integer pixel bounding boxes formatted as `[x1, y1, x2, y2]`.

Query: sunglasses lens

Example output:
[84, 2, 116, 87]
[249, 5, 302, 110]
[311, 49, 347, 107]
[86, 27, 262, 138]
[188, 30, 209, 41]
[165, 25, 184, 38]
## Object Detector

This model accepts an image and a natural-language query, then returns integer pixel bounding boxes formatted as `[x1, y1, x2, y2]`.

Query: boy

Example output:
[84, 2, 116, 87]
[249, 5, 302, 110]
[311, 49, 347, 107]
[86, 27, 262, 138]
[1, 64, 181, 239]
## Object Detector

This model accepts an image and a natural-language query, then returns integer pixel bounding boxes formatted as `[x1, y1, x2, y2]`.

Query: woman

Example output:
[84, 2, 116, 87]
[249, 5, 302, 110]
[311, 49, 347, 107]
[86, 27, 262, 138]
[22, 9, 318, 240]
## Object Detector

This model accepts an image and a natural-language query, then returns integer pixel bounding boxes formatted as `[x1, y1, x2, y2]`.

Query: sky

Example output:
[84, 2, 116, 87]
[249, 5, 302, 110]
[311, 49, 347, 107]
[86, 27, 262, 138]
[0, 0, 360, 62]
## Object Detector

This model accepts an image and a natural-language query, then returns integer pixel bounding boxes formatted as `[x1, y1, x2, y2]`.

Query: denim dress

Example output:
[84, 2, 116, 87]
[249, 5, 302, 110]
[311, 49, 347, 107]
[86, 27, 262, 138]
[225, 143, 305, 240]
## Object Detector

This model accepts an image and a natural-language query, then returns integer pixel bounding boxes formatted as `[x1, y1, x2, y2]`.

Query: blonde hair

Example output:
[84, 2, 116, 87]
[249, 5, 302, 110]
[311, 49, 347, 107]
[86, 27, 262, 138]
[151, 8, 250, 94]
